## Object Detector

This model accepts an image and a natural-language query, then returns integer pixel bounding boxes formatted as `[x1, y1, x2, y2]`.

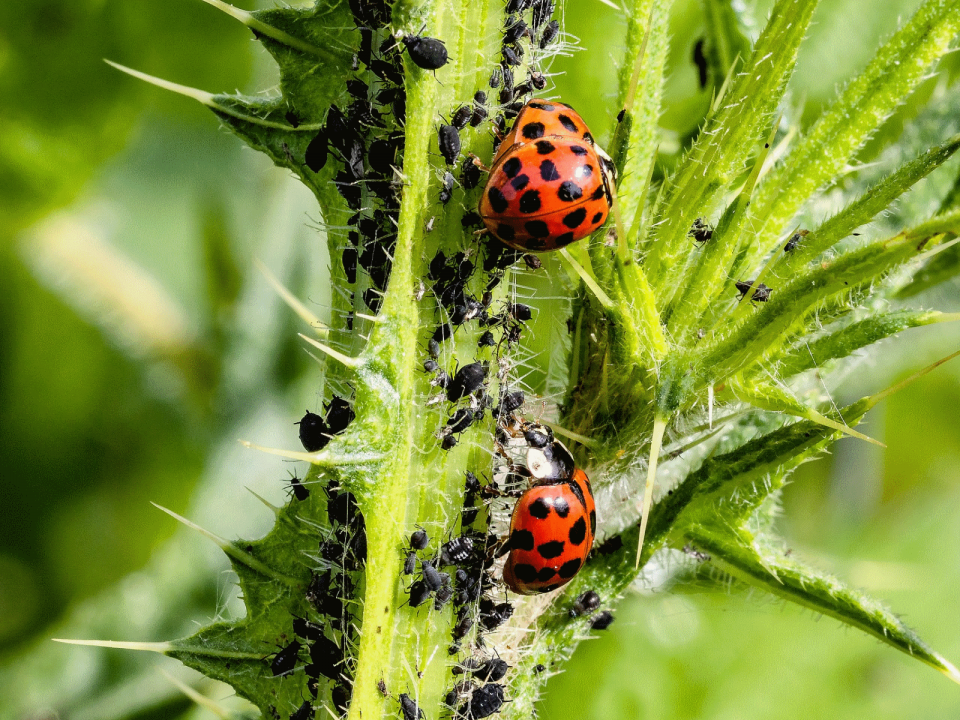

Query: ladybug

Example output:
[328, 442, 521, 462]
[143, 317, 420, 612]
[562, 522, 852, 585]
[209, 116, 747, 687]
[479, 100, 613, 252]
[502, 466, 596, 595]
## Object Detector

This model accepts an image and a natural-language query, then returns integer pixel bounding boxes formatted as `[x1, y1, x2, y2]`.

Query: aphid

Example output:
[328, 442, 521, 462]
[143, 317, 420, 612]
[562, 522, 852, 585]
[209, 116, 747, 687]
[494, 389, 524, 418]
[591, 610, 615, 630]
[402, 33, 449, 70]
[440, 171, 456, 205]
[409, 579, 431, 607]
[433, 323, 454, 343]
[305, 131, 328, 172]
[489, 66, 503, 89]
[428, 339, 441, 358]
[439, 124, 462, 165]
[446, 362, 487, 402]
[424, 359, 440, 373]
[434, 584, 454, 609]
[346, 78, 368, 99]
[307, 635, 342, 680]
[502, 467, 596, 595]
[452, 105, 473, 130]
[291, 700, 313, 720]
[297, 410, 330, 452]
[473, 658, 509, 682]
[532, 0, 554, 28]
[271, 640, 303, 676]
[422, 559, 445, 591]
[534, 663, 547, 674]
[453, 613, 475, 639]
[327, 486, 359, 526]
[689, 217, 713, 245]
[735, 280, 772, 302]
[399, 693, 425, 720]
[462, 156, 483, 190]
[464, 683, 505, 719]
[448, 408, 477, 434]
[597, 534, 623, 555]
[470, 102, 489, 127]
[523, 253, 542, 270]
[692, 37, 708, 88]
[411, 528, 429, 550]
[403, 551, 418, 575]
[292, 617, 325, 642]
[569, 589, 601, 617]
[479, 100, 613, 252]
[784, 228, 809, 252]
[506, 0, 532, 12]
[289, 473, 309, 501]
[504, 18, 528, 44]
[501, 44, 521, 67]
[478, 330, 496, 348]
[539, 19, 560, 48]
[378, 679, 389, 696]
[509, 303, 532, 322]
[479, 599, 514, 631]
[442, 536, 475, 565]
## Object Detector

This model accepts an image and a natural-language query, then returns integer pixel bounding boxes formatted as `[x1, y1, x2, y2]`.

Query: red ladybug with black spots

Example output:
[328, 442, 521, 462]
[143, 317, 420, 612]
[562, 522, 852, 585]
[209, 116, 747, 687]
[479, 100, 613, 252]
[502, 466, 596, 595]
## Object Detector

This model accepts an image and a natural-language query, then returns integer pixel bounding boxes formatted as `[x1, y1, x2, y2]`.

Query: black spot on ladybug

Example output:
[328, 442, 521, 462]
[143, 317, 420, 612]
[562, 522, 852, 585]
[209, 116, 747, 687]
[528, 498, 551, 519]
[503, 156, 522, 178]
[557, 114, 578, 133]
[488, 187, 509, 213]
[513, 563, 538, 582]
[537, 567, 556, 582]
[558, 181, 583, 202]
[562, 208, 587, 229]
[522, 122, 545, 139]
[535, 140, 555, 155]
[511, 174, 530, 191]
[496, 223, 516, 241]
[558, 558, 582, 578]
[568, 517, 586, 545]
[556, 231, 576, 246]
[402, 34, 449, 70]
[590, 509, 597, 534]
[528, 102, 555, 111]
[582, 131, 594, 145]
[592, 212, 604, 224]
[591, 185, 606, 200]
[553, 497, 570, 517]
[512, 529, 535, 551]
[539, 159, 561, 182]
[524, 220, 549, 238]
[519, 190, 541, 213]
[537, 540, 564, 559]
[570, 145, 588, 156]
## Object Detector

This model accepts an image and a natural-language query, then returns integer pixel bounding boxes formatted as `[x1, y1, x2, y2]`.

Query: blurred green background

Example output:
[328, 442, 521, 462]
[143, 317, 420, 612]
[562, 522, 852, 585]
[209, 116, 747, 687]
[0, 0, 958, 718]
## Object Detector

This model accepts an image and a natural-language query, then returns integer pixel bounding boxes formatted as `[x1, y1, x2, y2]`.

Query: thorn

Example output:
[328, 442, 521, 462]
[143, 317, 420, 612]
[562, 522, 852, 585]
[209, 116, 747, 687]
[866, 348, 960, 408]
[255, 259, 327, 334]
[636, 416, 668, 569]
[104, 61, 320, 131]
[239, 440, 385, 466]
[52, 638, 172, 653]
[803, 409, 885, 448]
[159, 669, 232, 719]
[354, 312, 383, 323]
[558, 249, 614, 309]
[937, 655, 960, 686]
[197, 0, 329, 59]
[246, 487, 280, 515]
[915, 234, 959, 263]
[151, 503, 299, 585]
[298, 333, 363, 368]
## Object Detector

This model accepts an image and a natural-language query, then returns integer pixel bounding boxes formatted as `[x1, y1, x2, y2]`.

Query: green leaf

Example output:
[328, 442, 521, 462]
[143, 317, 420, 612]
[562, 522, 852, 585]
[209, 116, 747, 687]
[643, 0, 821, 304]
[685, 527, 960, 683]
[748, 0, 960, 269]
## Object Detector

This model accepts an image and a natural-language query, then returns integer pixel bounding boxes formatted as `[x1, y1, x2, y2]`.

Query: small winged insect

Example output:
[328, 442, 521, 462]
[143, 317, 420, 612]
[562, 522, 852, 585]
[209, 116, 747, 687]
[784, 228, 809, 252]
[735, 279, 772, 302]
[689, 217, 713, 245]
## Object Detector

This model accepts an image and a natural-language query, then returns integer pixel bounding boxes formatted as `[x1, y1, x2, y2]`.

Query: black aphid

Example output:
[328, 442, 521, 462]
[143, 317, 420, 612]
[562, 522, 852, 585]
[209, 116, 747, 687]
[446, 362, 487, 402]
[409, 579, 431, 607]
[464, 683, 505, 719]
[271, 640, 302, 676]
[422, 559, 444, 591]
[448, 408, 476, 434]
[292, 617, 325, 642]
[305, 131, 328, 172]
[291, 701, 313, 720]
[489, 66, 503, 88]
[402, 34, 449, 70]
[570, 590, 601, 617]
[289, 474, 309, 501]
[539, 19, 560, 48]
[297, 410, 330, 452]
[462, 156, 483, 189]
[440, 171, 456, 204]
[478, 330, 496, 347]
[735, 280, 772, 302]
[442, 434, 458, 450]
[689, 217, 713, 246]
[400, 693, 426, 720]
[439, 124, 461, 165]
[441, 535, 474, 565]
[784, 228, 809, 252]
[509, 303, 532, 321]
[591, 610, 615, 630]
[452, 105, 473, 130]
[473, 658, 509, 682]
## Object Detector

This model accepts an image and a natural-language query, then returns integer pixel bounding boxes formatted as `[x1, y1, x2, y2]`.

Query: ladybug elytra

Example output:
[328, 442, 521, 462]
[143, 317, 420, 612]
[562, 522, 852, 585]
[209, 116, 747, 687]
[480, 100, 613, 252]
[502, 466, 596, 595]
